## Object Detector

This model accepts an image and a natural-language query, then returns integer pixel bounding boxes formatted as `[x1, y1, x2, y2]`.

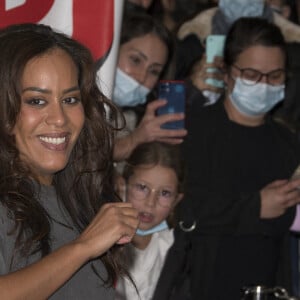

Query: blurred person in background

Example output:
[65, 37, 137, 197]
[113, 13, 187, 163]
[178, 0, 300, 128]
[181, 17, 300, 300]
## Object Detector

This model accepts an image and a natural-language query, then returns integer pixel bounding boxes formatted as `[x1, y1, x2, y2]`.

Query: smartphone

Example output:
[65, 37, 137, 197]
[156, 80, 185, 130]
[205, 34, 226, 88]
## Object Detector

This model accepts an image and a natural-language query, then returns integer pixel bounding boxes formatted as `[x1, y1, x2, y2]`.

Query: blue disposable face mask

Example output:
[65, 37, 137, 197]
[219, 0, 264, 23]
[229, 77, 285, 117]
[136, 220, 169, 236]
[113, 68, 150, 107]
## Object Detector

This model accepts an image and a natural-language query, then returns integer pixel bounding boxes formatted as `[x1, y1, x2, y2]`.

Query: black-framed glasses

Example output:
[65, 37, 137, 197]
[127, 181, 177, 208]
[232, 65, 286, 86]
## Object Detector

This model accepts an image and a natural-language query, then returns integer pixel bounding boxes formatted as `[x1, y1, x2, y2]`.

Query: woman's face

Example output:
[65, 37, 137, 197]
[118, 33, 168, 90]
[12, 48, 85, 185]
[126, 164, 182, 231]
[224, 45, 285, 122]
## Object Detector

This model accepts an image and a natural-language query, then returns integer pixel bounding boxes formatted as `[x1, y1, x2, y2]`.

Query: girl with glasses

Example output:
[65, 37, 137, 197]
[115, 142, 184, 300]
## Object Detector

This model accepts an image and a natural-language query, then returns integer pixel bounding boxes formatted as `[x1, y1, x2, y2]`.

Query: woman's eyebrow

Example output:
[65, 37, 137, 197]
[130, 48, 165, 68]
[22, 86, 79, 94]
[22, 87, 51, 94]
[129, 48, 148, 61]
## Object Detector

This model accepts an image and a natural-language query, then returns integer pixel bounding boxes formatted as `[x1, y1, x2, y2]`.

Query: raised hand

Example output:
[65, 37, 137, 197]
[132, 99, 187, 145]
[75, 203, 139, 259]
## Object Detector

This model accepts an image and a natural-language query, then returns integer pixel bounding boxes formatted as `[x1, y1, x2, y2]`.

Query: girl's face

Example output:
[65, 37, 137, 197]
[12, 48, 85, 185]
[126, 164, 182, 231]
[118, 33, 168, 90]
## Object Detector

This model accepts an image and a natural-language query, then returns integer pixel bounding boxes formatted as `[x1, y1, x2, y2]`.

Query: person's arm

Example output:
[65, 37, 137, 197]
[0, 242, 87, 300]
[114, 132, 138, 162]
[113, 99, 187, 161]
[0, 202, 138, 300]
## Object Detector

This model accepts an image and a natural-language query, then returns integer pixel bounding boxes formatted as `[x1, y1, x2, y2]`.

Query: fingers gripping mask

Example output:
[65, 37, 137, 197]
[113, 68, 150, 107]
[219, 0, 264, 23]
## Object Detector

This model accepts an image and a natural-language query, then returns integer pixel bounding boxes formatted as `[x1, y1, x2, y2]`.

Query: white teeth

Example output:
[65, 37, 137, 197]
[39, 136, 66, 145]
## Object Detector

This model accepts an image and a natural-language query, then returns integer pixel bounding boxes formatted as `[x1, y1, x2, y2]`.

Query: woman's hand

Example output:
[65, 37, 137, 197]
[260, 178, 300, 219]
[75, 202, 139, 259]
[190, 55, 225, 93]
[131, 99, 187, 145]
[113, 99, 187, 161]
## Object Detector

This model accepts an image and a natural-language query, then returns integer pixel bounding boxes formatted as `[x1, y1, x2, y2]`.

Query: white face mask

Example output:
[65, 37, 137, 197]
[219, 0, 264, 23]
[229, 77, 285, 117]
[113, 68, 150, 107]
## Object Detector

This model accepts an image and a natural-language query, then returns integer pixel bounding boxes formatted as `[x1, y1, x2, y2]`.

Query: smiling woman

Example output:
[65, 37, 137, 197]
[13, 49, 85, 185]
[0, 23, 139, 299]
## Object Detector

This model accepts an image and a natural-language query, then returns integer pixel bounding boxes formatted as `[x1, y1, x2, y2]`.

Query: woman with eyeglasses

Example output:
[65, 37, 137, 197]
[180, 17, 300, 300]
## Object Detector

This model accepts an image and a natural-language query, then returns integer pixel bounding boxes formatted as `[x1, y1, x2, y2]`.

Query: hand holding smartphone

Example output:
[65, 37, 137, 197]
[205, 35, 226, 88]
[156, 80, 185, 130]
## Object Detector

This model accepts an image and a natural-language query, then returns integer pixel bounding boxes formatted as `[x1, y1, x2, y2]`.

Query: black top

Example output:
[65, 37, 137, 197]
[181, 98, 300, 300]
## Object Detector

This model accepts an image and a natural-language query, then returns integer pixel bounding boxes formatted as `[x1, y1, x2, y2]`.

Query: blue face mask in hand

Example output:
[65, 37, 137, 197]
[219, 0, 264, 23]
[229, 77, 285, 117]
[136, 220, 168, 236]
[113, 68, 150, 107]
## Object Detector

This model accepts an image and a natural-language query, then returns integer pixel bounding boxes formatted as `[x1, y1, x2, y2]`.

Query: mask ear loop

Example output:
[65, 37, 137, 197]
[179, 220, 196, 232]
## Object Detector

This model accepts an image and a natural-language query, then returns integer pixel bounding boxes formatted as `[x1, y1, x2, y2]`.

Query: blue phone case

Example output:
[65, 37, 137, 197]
[157, 81, 185, 130]
[205, 35, 226, 88]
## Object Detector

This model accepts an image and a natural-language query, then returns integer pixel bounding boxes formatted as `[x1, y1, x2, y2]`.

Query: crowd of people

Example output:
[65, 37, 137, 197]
[1, 0, 300, 299]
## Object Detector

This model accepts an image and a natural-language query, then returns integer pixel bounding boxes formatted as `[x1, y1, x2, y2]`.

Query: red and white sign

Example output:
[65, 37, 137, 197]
[0, 0, 124, 98]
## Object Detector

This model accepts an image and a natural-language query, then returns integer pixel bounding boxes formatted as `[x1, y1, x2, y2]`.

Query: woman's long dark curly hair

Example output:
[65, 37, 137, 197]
[0, 23, 125, 286]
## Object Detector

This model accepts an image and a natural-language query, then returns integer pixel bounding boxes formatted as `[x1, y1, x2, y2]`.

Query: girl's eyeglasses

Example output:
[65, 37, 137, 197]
[127, 182, 177, 208]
